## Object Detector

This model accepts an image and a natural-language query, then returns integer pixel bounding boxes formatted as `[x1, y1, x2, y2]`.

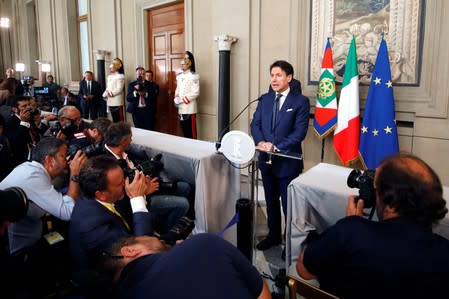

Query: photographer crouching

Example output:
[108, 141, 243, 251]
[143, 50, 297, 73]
[0, 137, 87, 298]
[103, 121, 191, 235]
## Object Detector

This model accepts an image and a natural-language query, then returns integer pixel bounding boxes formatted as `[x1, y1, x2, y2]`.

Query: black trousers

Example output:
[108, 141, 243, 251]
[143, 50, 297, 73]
[109, 106, 124, 123]
[179, 113, 197, 139]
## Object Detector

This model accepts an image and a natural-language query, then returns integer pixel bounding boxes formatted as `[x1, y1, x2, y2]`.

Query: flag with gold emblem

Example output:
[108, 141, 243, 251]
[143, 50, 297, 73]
[313, 38, 337, 138]
[359, 37, 399, 169]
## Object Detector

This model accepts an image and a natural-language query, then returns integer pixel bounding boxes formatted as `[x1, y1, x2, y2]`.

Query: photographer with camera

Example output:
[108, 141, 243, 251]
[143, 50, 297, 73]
[4, 95, 34, 168]
[127, 66, 146, 96]
[0, 137, 87, 297]
[45, 105, 89, 146]
[295, 154, 449, 298]
[127, 66, 158, 130]
[68, 155, 151, 296]
[104, 233, 271, 299]
[103, 121, 190, 233]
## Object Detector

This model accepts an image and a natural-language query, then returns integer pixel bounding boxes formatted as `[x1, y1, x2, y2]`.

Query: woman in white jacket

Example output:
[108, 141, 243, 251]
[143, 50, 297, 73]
[103, 57, 125, 122]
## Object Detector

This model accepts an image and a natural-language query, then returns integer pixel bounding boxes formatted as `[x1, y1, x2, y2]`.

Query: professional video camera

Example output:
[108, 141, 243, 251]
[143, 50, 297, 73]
[347, 169, 376, 208]
[21, 75, 32, 96]
[0, 187, 28, 223]
[121, 153, 175, 191]
[67, 142, 104, 160]
[156, 216, 195, 245]
[49, 121, 77, 138]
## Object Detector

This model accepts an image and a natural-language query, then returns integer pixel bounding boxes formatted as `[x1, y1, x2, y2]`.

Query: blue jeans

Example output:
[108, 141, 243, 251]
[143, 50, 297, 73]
[148, 181, 191, 233]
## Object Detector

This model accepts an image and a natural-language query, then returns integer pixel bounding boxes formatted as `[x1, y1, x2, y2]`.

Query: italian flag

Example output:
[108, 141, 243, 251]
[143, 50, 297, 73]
[333, 36, 360, 166]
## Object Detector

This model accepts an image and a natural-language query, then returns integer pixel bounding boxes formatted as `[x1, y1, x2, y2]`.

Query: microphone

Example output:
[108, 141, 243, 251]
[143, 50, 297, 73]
[215, 97, 261, 151]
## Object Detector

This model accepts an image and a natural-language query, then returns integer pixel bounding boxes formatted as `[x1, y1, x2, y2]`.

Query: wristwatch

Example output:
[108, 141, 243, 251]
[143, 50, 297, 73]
[70, 175, 79, 183]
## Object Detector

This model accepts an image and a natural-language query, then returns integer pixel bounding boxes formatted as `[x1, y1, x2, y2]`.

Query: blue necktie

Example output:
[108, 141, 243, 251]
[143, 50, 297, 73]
[271, 93, 282, 131]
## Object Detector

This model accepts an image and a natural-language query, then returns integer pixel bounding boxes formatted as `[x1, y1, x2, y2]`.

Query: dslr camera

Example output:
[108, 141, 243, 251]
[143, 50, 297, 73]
[156, 216, 195, 245]
[49, 121, 77, 138]
[121, 153, 175, 191]
[347, 169, 376, 208]
[67, 142, 104, 160]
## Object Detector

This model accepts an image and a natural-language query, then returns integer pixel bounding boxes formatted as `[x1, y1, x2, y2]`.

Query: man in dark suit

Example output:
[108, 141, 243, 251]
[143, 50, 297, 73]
[4, 95, 33, 168]
[144, 69, 159, 130]
[78, 70, 102, 120]
[127, 66, 158, 130]
[60, 87, 79, 109]
[251, 60, 310, 255]
[127, 66, 145, 97]
[68, 156, 151, 294]
[126, 82, 154, 130]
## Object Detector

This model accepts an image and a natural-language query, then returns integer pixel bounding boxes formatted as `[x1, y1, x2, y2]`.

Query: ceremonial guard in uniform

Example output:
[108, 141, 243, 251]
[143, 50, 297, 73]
[103, 58, 125, 122]
[173, 51, 200, 139]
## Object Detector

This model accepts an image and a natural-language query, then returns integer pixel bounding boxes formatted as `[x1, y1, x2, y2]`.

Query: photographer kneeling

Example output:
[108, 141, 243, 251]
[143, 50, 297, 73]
[296, 154, 449, 299]
[103, 121, 190, 235]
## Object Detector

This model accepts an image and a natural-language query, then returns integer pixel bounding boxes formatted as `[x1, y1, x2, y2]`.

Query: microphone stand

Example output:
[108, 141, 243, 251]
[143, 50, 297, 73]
[215, 97, 261, 151]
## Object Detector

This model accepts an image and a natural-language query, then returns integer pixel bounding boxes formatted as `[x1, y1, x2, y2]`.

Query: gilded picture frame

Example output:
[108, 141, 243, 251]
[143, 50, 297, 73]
[309, 0, 424, 85]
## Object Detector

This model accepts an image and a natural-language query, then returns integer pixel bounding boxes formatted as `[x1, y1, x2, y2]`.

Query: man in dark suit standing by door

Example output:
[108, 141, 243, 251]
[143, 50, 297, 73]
[78, 71, 102, 120]
[250, 60, 310, 256]
[144, 69, 159, 130]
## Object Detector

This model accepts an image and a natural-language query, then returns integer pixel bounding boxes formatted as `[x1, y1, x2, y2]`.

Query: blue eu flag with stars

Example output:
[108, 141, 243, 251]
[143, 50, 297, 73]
[359, 37, 399, 169]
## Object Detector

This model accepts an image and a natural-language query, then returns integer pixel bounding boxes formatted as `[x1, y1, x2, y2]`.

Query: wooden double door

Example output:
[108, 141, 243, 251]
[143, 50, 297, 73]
[147, 2, 185, 136]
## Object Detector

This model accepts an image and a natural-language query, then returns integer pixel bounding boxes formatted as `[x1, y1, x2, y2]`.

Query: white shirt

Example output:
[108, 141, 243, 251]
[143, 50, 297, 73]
[277, 87, 290, 111]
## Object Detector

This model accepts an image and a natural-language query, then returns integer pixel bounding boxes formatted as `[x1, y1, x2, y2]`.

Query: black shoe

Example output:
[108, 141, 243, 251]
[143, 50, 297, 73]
[256, 238, 281, 251]
[281, 247, 285, 260]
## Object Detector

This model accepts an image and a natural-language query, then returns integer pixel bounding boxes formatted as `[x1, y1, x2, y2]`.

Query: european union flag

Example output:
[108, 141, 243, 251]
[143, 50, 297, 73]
[359, 37, 399, 169]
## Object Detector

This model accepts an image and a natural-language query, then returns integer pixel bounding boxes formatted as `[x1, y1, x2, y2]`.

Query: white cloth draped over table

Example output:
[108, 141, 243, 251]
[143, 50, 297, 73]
[129, 128, 240, 244]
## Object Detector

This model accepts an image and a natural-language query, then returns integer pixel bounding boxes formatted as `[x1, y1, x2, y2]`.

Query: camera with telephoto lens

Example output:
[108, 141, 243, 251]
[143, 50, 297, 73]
[347, 169, 376, 208]
[156, 216, 195, 245]
[50, 121, 77, 139]
[121, 153, 175, 191]
[67, 142, 104, 160]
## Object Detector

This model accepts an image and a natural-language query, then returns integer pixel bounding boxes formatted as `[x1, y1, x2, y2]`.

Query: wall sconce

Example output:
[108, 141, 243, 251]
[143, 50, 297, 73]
[41, 63, 51, 73]
[0, 17, 10, 28]
[15, 63, 25, 72]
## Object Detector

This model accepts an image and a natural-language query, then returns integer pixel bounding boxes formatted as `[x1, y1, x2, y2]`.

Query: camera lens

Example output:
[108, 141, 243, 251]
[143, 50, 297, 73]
[347, 169, 362, 189]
